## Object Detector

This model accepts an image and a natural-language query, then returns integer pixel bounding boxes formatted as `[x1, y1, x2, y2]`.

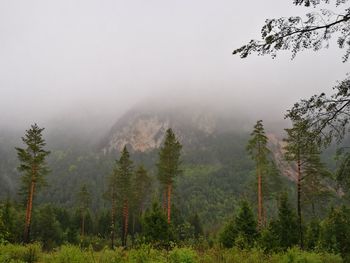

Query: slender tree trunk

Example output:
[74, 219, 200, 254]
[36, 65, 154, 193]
[123, 199, 129, 246]
[257, 166, 263, 229]
[24, 180, 35, 243]
[297, 158, 303, 249]
[167, 183, 172, 224]
[111, 190, 116, 249]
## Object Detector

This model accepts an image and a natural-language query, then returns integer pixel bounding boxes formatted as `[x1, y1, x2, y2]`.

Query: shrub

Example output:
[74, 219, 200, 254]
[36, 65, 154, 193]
[168, 247, 198, 263]
[0, 243, 41, 263]
[51, 245, 91, 263]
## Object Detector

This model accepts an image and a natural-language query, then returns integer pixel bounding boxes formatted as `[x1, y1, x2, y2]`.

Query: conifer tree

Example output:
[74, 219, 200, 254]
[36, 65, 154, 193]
[157, 128, 182, 224]
[284, 119, 328, 248]
[15, 123, 50, 243]
[142, 202, 172, 248]
[77, 184, 91, 239]
[115, 146, 133, 246]
[271, 193, 298, 250]
[247, 120, 270, 228]
[219, 200, 258, 248]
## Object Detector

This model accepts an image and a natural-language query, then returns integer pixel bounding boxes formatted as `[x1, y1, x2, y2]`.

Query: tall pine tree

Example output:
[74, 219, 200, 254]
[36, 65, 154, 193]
[247, 120, 270, 228]
[115, 146, 133, 246]
[157, 128, 182, 224]
[284, 119, 329, 248]
[15, 123, 50, 243]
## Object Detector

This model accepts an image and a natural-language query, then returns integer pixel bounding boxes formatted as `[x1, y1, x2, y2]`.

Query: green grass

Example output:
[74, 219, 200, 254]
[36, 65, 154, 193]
[0, 244, 343, 263]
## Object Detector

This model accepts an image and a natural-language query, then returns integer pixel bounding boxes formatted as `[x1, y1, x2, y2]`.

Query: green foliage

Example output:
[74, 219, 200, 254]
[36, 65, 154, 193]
[219, 201, 258, 248]
[0, 244, 343, 263]
[0, 243, 41, 263]
[116, 146, 134, 199]
[32, 204, 63, 250]
[270, 193, 299, 250]
[157, 128, 182, 186]
[246, 120, 270, 166]
[168, 247, 198, 263]
[273, 247, 343, 263]
[15, 123, 50, 196]
[50, 245, 90, 262]
[141, 202, 173, 247]
[305, 219, 321, 250]
[319, 206, 350, 260]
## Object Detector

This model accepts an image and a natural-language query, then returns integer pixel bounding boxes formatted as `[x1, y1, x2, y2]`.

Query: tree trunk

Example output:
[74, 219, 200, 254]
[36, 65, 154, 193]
[24, 180, 35, 243]
[297, 158, 303, 249]
[257, 166, 263, 229]
[111, 190, 116, 249]
[123, 199, 129, 247]
[167, 183, 172, 224]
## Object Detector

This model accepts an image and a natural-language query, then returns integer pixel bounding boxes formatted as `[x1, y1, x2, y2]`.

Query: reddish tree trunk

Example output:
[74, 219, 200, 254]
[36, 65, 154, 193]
[123, 199, 129, 246]
[24, 180, 35, 243]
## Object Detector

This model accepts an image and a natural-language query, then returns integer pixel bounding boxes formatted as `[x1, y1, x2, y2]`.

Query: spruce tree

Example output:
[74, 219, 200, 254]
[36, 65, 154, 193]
[219, 201, 258, 248]
[115, 146, 133, 246]
[271, 193, 298, 250]
[15, 123, 50, 243]
[157, 128, 182, 224]
[247, 120, 270, 228]
[142, 202, 172, 248]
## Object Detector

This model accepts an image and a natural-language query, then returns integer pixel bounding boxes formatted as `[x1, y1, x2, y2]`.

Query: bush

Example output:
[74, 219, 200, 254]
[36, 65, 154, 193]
[0, 243, 41, 263]
[272, 247, 343, 263]
[50, 245, 90, 263]
[168, 247, 198, 263]
[128, 244, 165, 263]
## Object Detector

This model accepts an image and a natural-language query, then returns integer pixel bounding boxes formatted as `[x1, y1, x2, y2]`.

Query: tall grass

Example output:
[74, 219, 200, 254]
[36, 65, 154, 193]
[0, 244, 343, 263]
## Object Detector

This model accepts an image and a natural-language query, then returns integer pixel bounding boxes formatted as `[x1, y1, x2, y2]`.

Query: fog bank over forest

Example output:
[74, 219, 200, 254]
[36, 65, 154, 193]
[1, 0, 348, 134]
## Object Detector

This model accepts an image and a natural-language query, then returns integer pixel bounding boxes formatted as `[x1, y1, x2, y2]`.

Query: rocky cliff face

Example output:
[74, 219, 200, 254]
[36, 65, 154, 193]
[102, 104, 218, 154]
[267, 133, 297, 181]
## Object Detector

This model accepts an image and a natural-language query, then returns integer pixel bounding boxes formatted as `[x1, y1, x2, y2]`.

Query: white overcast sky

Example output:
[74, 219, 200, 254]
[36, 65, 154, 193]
[0, 0, 348, 129]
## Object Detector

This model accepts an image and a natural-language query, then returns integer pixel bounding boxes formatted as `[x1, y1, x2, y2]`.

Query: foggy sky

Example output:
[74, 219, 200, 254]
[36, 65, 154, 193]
[0, 0, 348, 131]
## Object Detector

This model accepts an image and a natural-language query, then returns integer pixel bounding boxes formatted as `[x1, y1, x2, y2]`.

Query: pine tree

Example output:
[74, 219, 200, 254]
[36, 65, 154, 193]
[247, 120, 270, 228]
[157, 128, 182, 224]
[284, 119, 329, 248]
[77, 184, 91, 238]
[115, 146, 133, 246]
[15, 123, 50, 243]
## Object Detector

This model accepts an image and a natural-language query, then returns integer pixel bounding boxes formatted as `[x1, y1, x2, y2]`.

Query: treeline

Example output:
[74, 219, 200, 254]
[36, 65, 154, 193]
[0, 126, 204, 250]
[1, 117, 350, 261]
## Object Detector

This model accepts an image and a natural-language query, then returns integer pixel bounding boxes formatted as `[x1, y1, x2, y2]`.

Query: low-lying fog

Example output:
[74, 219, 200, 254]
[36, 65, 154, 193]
[1, 0, 348, 135]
